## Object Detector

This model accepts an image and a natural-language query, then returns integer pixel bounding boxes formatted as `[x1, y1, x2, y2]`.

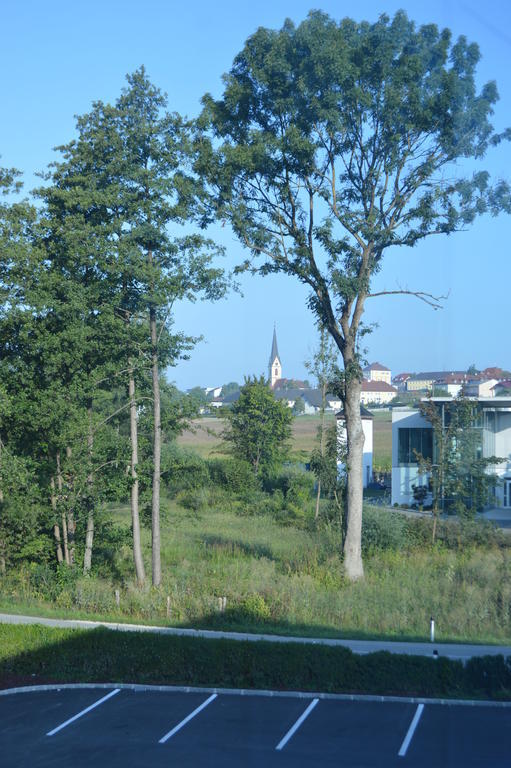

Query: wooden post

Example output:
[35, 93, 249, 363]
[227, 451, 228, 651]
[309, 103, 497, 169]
[166, 595, 171, 619]
[115, 589, 120, 608]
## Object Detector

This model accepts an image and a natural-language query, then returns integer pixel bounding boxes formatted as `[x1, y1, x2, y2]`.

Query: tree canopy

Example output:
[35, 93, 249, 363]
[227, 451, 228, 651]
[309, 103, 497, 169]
[197, 10, 510, 579]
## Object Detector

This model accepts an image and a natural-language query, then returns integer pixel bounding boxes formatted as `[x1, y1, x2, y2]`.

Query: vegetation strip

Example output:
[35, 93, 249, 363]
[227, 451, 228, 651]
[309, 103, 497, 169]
[1, 613, 510, 659]
[1, 625, 510, 701]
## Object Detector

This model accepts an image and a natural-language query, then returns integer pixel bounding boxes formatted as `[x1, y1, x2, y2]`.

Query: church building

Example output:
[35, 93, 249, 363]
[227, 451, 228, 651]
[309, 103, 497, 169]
[268, 326, 282, 388]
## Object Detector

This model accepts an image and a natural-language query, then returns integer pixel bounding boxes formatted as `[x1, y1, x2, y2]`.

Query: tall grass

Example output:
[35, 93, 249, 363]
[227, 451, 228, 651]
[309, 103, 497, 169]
[1, 500, 509, 644]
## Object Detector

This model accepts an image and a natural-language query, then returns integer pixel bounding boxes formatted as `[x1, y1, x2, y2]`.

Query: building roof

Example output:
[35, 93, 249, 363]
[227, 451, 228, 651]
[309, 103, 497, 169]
[393, 373, 412, 382]
[364, 362, 390, 371]
[437, 373, 477, 385]
[491, 380, 511, 390]
[269, 327, 280, 365]
[361, 380, 397, 393]
[336, 405, 374, 420]
[408, 371, 467, 382]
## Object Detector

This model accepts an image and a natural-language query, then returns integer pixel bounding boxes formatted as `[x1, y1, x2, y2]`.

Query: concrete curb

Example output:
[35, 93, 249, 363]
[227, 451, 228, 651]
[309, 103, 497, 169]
[1, 612, 510, 660]
[1, 682, 510, 707]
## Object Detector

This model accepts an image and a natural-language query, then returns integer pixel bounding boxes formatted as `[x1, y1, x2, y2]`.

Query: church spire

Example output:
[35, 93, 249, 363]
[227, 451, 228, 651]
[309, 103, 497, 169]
[268, 325, 282, 388]
[269, 325, 280, 365]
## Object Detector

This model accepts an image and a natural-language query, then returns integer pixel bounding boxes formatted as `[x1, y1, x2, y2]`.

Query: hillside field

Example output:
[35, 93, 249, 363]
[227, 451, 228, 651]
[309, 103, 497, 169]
[177, 410, 392, 469]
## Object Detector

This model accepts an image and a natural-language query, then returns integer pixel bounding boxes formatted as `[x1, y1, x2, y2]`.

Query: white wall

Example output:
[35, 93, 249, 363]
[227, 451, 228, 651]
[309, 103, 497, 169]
[391, 408, 431, 506]
[337, 416, 373, 488]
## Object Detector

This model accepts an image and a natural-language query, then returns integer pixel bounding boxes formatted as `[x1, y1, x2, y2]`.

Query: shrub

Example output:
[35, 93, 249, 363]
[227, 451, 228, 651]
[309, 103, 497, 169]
[162, 445, 209, 496]
[362, 507, 408, 553]
[207, 457, 257, 496]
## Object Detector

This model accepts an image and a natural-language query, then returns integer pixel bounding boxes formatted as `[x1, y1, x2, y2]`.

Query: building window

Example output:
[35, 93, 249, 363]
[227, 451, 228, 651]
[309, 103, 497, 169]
[398, 428, 433, 465]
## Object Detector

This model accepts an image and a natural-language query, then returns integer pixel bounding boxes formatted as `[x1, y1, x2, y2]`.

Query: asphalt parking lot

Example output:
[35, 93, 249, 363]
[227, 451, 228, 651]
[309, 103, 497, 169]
[0, 686, 509, 767]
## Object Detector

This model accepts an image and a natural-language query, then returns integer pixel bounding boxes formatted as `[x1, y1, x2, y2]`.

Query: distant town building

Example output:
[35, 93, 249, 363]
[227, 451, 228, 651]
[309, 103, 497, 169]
[268, 326, 282, 388]
[363, 362, 391, 384]
[360, 379, 397, 405]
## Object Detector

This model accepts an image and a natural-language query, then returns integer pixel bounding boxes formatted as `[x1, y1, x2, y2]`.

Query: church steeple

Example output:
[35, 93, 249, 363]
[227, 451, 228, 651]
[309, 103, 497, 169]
[268, 325, 282, 388]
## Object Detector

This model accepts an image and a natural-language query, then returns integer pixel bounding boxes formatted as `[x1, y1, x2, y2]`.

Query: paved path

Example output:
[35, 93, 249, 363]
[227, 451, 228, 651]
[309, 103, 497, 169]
[1, 612, 509, 660]
[1, 685, 510, 767]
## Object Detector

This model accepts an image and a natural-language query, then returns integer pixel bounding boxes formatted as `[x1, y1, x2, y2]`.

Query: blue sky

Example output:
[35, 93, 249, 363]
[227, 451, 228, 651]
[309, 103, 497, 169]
[1, 0, 510, 389]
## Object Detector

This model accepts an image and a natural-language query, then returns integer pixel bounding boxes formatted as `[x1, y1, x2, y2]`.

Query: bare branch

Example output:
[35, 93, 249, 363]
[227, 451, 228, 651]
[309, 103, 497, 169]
[367, 288, 449, 310]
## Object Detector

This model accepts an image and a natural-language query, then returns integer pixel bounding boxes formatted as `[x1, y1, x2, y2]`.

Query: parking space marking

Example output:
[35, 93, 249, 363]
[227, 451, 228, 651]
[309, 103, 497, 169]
[398, 703, 424, 757]
[158, 693, 218, 744]
[275, 697, 319, 751]
[46, 688, 120, 736]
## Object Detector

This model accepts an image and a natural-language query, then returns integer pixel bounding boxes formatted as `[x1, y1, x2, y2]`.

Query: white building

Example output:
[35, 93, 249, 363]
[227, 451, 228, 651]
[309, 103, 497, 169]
[391, 397, 511, 508]
[363, 362, 391, 384]
[337, 406, 374, 488]
[360, 379, 397, 405]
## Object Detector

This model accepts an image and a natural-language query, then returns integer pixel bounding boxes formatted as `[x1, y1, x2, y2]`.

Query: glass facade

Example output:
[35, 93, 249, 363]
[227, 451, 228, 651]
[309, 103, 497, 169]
[398, 428, 433, 465]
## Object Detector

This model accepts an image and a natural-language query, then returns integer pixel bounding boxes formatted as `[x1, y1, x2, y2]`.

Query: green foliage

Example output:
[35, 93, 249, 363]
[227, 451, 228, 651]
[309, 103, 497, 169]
[207, 457, 257, 496]
[1, 624, 510, 699]
[362, 508, 408, 553]
[162, 444, 210, 496]
[221, 376, 293, 482]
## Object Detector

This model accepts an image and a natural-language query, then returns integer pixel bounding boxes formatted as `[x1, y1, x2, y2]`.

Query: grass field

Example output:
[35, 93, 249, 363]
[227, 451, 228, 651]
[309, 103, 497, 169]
[177, 410, 392, 467]
[2, 502, 510, 645]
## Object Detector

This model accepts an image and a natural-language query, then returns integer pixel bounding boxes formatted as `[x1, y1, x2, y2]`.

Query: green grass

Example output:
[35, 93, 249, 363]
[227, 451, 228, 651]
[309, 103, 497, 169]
[177, 412, 391, 467]
[1, 624, 510, 699]
[2, 503, 510, 645]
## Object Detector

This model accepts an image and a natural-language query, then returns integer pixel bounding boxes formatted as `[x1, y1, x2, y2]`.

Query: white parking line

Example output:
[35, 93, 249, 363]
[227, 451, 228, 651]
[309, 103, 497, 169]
[158, 693, 218, 744]
[46, 689, 120, 736]
[275, 698, 319, 751]
[398, 703, 424, 757]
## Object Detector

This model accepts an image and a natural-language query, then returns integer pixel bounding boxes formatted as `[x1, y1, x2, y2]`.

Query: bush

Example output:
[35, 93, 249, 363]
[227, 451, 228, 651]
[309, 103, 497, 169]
[362, 507, 408, 553]
[162, 445, 209, 496]
[207, 457, 257, 496]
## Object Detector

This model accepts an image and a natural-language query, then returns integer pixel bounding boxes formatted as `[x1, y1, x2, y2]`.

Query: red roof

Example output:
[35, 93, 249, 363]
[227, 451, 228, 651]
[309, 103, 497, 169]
[364, 362, 390, 371]
[361, 380, 397, 392]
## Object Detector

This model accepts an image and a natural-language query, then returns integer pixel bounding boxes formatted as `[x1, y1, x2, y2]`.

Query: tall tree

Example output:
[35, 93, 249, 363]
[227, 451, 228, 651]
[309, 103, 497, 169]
[221, 376, 293, 481]
[198, 11, 510, 579]
[40, 69, 227, 586]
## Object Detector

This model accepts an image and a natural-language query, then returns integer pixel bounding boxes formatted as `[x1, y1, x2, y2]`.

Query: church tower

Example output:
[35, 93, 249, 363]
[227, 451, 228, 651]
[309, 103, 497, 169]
[268, 326, 282, 388]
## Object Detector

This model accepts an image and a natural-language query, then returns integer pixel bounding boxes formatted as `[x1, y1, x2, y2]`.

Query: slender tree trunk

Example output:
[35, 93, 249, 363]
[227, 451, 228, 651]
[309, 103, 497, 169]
[83, 404, 94, 574]
[51, 476, 64, 564]
[129, 364, 145, 586]
[66, 446, 75, 566]
[150, 303, 162, 587]
[56, 451, 70, 565]
[315, 380, 328, 520]
[342, 375, 364, 581]
[0, 441, 5, 573]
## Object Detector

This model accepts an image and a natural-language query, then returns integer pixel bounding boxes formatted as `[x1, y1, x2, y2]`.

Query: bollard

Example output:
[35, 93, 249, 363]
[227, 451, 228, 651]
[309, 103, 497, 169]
[430, 616, 435, 643]
[166, 595, 171, 620]
[218, 597, 223, 612]
[222, 596, 227, 612]
[115, 589, 120, 608]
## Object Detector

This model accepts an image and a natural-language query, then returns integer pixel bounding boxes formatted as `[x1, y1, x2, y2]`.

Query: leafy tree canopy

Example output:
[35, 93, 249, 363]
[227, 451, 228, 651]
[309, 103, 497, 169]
[221, 376, 293, 480]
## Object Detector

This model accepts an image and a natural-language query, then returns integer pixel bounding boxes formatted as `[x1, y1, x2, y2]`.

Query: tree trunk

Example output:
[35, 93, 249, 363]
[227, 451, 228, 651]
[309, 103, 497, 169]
[66, 446, 75, 566]
[129, 365, 145, 586]
[150, 304, 162, 587]
[51, 476, 64, 564]
[83, 405, 94, 574]
[56, 451, 70, 565]
[342, 376, 364, 581]
[315, 380, 328, 520]
[315, 479, 321, 520]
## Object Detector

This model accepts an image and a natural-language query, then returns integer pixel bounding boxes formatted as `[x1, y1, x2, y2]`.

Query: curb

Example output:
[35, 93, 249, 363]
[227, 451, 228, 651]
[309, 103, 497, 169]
[1, 682, 511, 707]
